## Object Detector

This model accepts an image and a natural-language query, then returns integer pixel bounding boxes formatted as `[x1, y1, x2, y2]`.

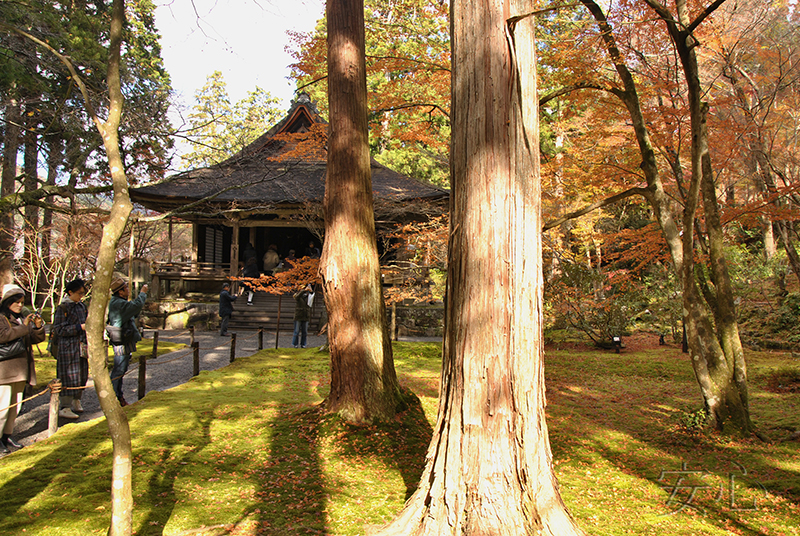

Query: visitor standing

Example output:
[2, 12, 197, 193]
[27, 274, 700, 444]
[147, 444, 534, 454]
[107, 278, 147, 406]
[219, 283, 237, 336]
[51, 278, 89, 419]
[262, 244, 280, 275]
[0, 284, 44, 452]
[292, 283, 315, 348]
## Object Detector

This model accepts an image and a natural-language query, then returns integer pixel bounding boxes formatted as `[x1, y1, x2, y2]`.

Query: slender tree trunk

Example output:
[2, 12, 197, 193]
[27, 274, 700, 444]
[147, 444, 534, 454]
[580, 0, 752, 434]
[764, 218, 776, 260]
[1, 96, 21, 286]
[66, 2, 136, 533]
[321, 0, 401, 424]
[377, 1, 584, 533]
[668, 0, 751, 433]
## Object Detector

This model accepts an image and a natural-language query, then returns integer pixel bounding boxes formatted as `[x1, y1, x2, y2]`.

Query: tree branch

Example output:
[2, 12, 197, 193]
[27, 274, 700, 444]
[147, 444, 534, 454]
[0, 184, 114, 212]
[373, 102, 450, 118]
[366, 54, 450, 72]
[687, 0, 729, 34]
[539, 82, 621, 107]
[543, 187, 649, 231]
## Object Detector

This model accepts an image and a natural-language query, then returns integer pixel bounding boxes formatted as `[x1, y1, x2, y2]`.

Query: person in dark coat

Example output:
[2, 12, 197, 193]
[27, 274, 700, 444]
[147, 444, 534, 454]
[107, 277, 147, 406]
[292, 284, 315, 348]
[243, 242, 258, 264]
[304, 241, 320, 259]
[284, 249, 297, 270]
[0, 284, 44, 452]
[242, 256, 260, 305]
[51, 278, 89, 419]
[219, 283, 237, 336]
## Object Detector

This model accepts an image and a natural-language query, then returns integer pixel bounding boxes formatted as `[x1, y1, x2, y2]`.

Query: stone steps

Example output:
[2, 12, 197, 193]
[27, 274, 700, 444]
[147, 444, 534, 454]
[229, 292, 324, 331]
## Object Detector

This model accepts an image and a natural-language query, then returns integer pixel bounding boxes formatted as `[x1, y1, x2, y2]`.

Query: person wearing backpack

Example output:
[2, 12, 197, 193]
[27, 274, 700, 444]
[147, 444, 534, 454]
[51, 278, 89, 419]
[107, 278, 147, 406]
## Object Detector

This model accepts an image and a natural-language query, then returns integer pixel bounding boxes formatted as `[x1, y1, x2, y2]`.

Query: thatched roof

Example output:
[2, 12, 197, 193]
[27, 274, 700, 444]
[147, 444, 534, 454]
[131, 94, 449, 220]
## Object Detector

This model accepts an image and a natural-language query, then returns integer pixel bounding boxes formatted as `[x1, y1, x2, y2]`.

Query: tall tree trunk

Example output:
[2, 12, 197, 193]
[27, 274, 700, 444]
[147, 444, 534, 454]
[1, 96, 21, 286]
[30, 1, 138, 532]
[321, 0, 401, 423]
[91, 3, 135, 533]
[23, 108, 40, 304]
[667, 0, 751, 433]
[579, 0, 752, 434]
[378, 1, 584, 533]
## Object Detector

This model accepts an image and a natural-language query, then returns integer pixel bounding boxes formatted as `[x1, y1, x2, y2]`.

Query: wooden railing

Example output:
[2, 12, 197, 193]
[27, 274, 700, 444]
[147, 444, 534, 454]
[150, 261, 231, 299]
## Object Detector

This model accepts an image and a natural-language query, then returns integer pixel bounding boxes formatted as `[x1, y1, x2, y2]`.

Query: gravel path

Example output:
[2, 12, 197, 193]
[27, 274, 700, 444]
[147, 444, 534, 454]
[11, 328, 330, 449]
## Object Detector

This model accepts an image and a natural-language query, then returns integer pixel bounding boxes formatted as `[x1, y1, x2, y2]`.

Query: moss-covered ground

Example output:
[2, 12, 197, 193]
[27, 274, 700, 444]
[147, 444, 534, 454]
[0, 337, 797, 535]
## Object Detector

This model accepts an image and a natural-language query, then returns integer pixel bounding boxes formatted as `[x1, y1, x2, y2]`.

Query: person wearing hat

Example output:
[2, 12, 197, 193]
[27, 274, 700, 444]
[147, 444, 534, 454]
[107, 278, 148, 406]
[0, 284, 44, 453]
[51, 278, 89, 419]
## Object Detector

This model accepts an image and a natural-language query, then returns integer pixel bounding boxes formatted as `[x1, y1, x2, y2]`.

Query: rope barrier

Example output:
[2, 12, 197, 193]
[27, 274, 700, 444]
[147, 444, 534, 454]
[149, 328, 193, 340]
[0, 379, 61, 414]
[1, 330, 268, 419]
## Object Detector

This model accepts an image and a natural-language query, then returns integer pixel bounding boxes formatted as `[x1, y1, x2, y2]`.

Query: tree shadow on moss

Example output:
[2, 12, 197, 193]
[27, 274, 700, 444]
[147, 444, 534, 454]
[544, 348, 799, 536]
[325, 388, 433, 501]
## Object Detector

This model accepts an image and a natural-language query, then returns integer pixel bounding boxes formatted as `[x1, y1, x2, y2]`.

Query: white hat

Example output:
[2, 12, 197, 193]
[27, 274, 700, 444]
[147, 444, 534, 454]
[1, 284, 25, 303]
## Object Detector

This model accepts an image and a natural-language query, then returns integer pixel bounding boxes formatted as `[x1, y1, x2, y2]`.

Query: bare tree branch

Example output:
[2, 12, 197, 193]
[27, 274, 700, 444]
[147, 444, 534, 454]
[543, 187, 649, 231]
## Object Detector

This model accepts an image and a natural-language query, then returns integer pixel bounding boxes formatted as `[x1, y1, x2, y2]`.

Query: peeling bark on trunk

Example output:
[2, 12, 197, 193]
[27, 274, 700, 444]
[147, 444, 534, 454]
[322, 0, 401, 424]
[376, 1, 584, 533]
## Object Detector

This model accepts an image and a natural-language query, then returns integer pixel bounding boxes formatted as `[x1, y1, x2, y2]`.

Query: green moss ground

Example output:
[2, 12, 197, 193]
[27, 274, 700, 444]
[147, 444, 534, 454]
[0, 340, 797, 535]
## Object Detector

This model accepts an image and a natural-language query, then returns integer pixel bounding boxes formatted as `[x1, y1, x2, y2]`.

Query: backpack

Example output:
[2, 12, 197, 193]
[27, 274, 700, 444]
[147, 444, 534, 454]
[47, 304, 66, 359]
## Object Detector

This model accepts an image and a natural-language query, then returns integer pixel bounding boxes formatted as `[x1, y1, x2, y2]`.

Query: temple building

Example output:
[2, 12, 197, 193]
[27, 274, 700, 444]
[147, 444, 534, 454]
[131, 93, 448, 300]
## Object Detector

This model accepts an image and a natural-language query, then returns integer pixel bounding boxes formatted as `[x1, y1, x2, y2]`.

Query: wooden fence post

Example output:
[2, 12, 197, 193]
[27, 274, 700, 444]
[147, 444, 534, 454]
[48, 379, 61, 437]
[151, 331, 159, 359]
[138, 350, 147, 400]
[258, 328, 263, 351]
[190, 325, 195, 348]
[230, 333, 237, 363]
[192, 342, 200, 377]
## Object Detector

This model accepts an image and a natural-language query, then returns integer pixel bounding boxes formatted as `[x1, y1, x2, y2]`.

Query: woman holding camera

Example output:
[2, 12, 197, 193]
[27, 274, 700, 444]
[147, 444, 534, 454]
[0, 284, 44, 453]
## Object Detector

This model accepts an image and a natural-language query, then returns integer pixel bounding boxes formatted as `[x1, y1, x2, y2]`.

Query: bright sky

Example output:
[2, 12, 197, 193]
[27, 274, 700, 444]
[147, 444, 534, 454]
[154, 0, 325, 125]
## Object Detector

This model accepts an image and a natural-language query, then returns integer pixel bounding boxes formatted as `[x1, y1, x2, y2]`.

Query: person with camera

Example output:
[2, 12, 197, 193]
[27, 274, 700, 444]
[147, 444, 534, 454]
[107, 278, 148, 406]
[51, 278, 90, 419]
[0, 284, 44, 452]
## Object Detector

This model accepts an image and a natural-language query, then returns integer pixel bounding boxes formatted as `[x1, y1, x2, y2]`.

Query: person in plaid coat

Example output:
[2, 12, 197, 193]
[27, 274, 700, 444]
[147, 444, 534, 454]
[51, 278, 89, 419]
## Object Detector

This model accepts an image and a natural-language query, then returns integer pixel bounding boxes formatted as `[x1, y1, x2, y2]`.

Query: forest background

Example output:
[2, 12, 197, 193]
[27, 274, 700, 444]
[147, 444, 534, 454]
[2, 0, 800, 411]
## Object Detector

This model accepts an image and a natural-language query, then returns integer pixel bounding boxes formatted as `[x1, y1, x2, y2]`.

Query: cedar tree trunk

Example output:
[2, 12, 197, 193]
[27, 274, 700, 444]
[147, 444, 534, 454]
[321, 0, 402, 423]
[377, 1, 584, 533]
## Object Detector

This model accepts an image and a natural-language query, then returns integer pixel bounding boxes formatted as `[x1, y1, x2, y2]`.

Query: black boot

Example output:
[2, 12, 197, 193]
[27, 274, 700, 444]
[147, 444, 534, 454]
[1, 434, 22, 449]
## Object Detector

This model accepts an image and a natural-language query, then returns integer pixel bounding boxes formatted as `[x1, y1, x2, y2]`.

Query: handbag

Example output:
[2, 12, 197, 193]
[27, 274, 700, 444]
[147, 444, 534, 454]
[0, 337, 27, 362]
[106, 321, 135, 346]
[48, 304, 67, 359]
